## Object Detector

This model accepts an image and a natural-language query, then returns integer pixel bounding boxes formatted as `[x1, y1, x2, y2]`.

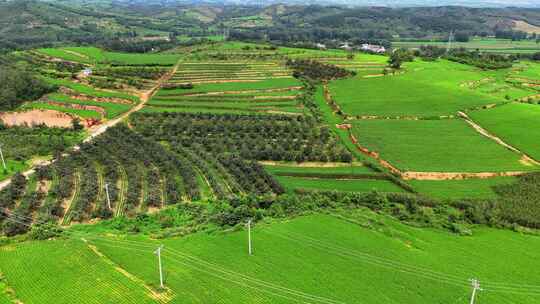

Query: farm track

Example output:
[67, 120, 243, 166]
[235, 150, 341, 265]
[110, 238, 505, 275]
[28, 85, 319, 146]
[323, 84, 533, 182]
[83, 240, 174, 303]
[0, 59, 181, 193]
[95, 163, 105, 214]
[458, 111, 540, 166]
[115, 166, 128, 217]
[61, 171, 81, 226]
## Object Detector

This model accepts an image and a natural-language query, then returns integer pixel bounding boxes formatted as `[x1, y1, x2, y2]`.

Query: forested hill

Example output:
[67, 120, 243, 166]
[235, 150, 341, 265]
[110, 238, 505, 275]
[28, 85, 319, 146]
[2, 0, 540, 53]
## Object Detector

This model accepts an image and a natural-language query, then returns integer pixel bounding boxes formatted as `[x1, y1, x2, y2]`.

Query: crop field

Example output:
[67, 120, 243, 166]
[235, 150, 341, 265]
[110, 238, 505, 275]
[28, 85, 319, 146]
[468, 103, 540, 161]
[0, 240, 157, 304]
[263, 163, 376, 175]
[328, 59, 530, 118]
[146, 60, 304, 114]
[275, 176, 405, 193]
[263, 163, 404, 193]
[351, 119, 534, 173]
[37, 47, 182, 66]
[393, 38, 540, 54]
[15, 50, 173, 123]
[1, 214, 540, 303]
[410, 177, 517, 200]
[316, 53, 388, 76]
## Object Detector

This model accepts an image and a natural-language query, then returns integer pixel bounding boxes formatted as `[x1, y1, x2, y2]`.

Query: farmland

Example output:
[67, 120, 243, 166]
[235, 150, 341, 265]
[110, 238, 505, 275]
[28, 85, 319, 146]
[37, 47, 182, 66]
[393, 38, 540, 54]
[2, 214, 540, 303]
[146, 59, 304, 114]
[469, 103, 540, 161]
[1, 33, 540, 304]
[328, 59, 535, 118]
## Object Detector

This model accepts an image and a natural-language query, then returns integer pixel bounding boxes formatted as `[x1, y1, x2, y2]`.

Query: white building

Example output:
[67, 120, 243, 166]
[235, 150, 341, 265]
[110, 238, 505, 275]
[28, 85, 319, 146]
[361, 44, 386, 54]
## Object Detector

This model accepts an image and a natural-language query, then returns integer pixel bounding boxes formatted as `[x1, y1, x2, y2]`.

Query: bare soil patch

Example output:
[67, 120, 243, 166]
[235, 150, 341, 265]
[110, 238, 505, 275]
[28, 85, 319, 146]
[0, 109, 74, 128]
[513, 20, 540, 34]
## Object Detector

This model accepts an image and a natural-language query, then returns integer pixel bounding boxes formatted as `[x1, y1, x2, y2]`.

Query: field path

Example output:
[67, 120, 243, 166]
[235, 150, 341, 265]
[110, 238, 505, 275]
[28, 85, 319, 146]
[0, 60, 181, 192]
[458, 111, 540, 166]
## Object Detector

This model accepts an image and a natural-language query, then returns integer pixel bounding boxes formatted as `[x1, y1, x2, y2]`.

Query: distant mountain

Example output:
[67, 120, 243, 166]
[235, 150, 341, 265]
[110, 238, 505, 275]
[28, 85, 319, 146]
[188, 0, 540, 8]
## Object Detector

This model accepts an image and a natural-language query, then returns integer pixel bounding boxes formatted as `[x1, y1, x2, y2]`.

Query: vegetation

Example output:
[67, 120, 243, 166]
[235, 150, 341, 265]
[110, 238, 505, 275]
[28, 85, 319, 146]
[351, 119, 533, 172]
[286, 59, 355, 81]
[1, 4, 540, 301]
[0, 65, 55, 110]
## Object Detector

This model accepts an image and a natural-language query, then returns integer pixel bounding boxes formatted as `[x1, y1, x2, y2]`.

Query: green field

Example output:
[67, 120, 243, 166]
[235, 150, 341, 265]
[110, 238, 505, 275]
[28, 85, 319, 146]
[0, 160, 27, 181]
[329, 59, 526, 117]
[37, 47, 182, 66]
[2, 214, 540, 303]
[47, 93, 132, 119]
[469, 103, 540, 161]
[264, 164, 376, 175]
[410, 177, 516, 200]
[22, 102, 102, 119]
[352, 119, 534, 172]
[0, 240, 157, 303]
[275, 176, 404, 193]
[42, 77, 139, 102]
[393, 38, 540, 54]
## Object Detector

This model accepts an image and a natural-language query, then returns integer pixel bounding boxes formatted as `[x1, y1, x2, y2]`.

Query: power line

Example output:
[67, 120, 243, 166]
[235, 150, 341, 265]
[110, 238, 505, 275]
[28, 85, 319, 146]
[6, 210, 540, 300]
[2, 212, 347, 304]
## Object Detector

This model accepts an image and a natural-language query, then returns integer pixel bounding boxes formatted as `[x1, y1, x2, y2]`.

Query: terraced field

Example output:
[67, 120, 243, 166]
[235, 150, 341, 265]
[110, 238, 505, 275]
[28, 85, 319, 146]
[145, 61, 304, 114]
[14, 48, 180, 125]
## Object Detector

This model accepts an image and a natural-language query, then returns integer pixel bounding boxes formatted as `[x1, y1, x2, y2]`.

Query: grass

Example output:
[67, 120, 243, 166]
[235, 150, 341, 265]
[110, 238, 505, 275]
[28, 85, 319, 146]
[0, 160, 27, 181]
[469, 103, 540, 161]
[351, 119, 535, 172]
[3, 213, 540, 303]
[410, 177, 516, 200]
[275, 176, 404, 193]
[329, 59, 516, 117]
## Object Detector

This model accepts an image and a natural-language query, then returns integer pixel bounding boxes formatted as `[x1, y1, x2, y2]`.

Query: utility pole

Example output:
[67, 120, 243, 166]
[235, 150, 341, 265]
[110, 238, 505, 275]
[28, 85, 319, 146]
[247, 219, 253, 256]
[469, 278, 482, 304]
[154, 245, 164, 289]
[105, 183, 111, 210]
[0, 144, 6, 170]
